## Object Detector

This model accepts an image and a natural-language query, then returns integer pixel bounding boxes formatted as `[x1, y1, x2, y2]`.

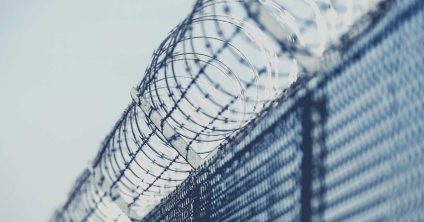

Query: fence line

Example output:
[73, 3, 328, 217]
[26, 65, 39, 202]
[51, 0, 391, 221]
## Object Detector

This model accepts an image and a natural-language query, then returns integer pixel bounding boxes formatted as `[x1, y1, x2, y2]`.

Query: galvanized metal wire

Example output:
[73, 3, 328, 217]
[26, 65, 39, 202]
[51, 0, 383, 221]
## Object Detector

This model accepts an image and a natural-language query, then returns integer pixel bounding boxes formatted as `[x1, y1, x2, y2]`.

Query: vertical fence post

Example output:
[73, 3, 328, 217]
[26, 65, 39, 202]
[300, 92, 327, 222]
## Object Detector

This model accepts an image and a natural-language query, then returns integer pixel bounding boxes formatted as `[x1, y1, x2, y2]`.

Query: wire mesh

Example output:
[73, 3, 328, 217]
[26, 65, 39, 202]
[51, 0, 384, 221]
[141, 0, 424, 221]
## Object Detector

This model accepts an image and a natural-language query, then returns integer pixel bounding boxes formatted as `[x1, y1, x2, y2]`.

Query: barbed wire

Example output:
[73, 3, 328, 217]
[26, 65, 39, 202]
[51, 0, 383, 221]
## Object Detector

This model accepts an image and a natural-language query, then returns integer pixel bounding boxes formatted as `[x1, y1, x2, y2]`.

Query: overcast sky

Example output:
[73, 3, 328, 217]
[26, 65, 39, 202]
[0, 0, 194, 221]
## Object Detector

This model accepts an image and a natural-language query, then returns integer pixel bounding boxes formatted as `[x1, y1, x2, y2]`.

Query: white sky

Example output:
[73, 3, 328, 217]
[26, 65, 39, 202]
[0, 0, 194, 221]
